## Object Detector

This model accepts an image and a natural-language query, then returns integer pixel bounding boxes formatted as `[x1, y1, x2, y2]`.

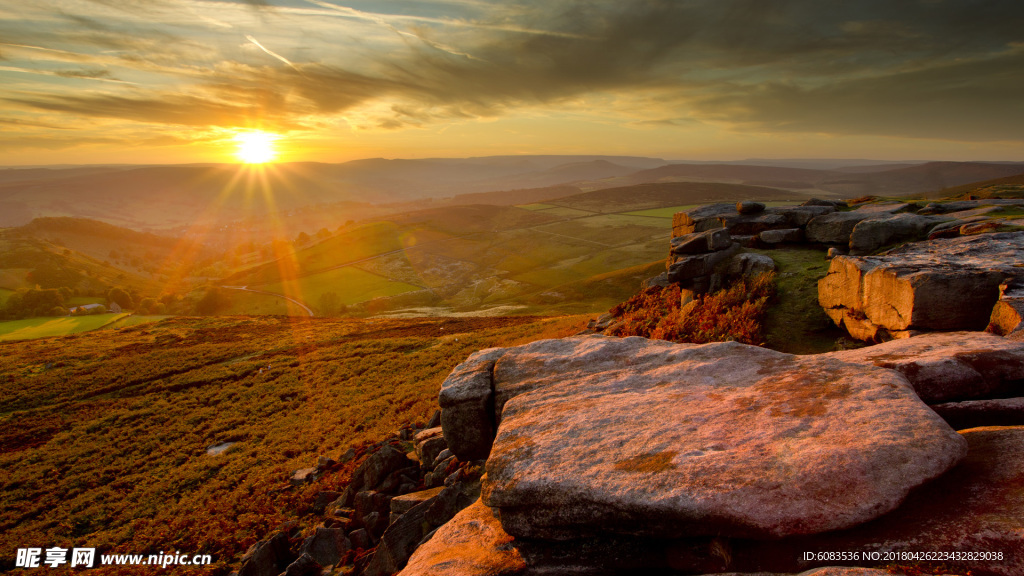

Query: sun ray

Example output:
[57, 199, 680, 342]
[235, 131, 279, 164]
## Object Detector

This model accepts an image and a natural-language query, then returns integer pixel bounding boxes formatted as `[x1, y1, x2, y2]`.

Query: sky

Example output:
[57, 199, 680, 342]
[1, 0, 1023, 165]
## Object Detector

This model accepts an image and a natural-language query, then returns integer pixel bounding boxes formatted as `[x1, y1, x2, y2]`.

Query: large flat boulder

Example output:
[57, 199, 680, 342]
[847, 213, 948, 255]
[402, 428, 1024, 576]
[824, 331, 1024, 404]
[805, 212, 875, 244]
[473, 337, 965, 540]
[819, 232, 1024, 341]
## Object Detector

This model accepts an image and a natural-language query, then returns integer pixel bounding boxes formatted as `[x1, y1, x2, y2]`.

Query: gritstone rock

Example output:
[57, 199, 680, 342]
[445, 336, 966, 540]
[824, 331, 1024, 404]
[818, 232, 1024, 341]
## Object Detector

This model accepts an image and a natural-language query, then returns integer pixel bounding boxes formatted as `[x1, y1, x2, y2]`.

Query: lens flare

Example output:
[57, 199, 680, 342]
[234, 131, 278, 164]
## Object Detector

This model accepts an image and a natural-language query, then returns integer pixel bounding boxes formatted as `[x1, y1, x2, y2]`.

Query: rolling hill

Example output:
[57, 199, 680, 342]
[581, 160, 1024, 198]
[0, 156, 667, 229]
[932, 173, 1024, 200]
[217, 182, 815, 317]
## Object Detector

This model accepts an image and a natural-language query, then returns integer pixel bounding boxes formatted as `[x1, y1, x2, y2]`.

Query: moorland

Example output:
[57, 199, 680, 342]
[3, 155, 1024, 573]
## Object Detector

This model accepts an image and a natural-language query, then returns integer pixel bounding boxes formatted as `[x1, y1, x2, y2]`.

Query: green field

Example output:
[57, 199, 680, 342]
[517, 203, 558, 211]
[0, 313, 129, 342]
[258, 267, 422, 310]
[219, 289, 309, 316]
[100, 314, 171, 330]
[623, 205, 698, 218]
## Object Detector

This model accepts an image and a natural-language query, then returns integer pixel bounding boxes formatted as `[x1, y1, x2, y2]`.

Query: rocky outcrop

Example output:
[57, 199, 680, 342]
[401, 426, 1024, 576]
[436, 336, 965, 544]
[672, 204, 836, 238]
[824, 331, 1024, 404]
[478, 337, 965, 541]
[818, 232, 1024, 341]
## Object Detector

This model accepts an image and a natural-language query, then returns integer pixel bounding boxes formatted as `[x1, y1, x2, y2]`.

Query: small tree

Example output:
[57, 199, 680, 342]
[108, 287, 133, 310]
[138, 297, 159, 314]
[195, 287, 228, 315]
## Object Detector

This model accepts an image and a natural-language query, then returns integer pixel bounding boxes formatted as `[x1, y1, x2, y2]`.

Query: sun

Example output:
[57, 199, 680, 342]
[234, 131, 279, 164]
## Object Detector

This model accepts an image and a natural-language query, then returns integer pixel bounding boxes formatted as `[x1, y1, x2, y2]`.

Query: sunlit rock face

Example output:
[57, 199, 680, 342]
[823, 330, 1024, 404]
[439, 336, 966, 541]
[818, 232, 1024, 342]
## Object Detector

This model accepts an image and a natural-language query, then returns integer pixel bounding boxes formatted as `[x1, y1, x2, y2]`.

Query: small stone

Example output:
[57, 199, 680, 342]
[758, 228, 803, 244]
[290, 467, 318, 486]
[317, 455, 336, 469]
[432, 449, 453, 468]
[300, 527, 351, 567]
[348, 528, 371, 551]
[282, 553, 321, 576]
[391, 487, 446, 515]
[238, 532, 292, 576]
[364, 511, 387, 538]
[426, 410, 441, 429]
[311, 491, 342, 515]
[736, 201, 765, 214]
[961, 220, 1001, 235]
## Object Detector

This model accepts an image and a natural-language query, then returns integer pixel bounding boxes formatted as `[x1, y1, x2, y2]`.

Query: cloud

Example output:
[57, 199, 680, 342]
[689, 48, 1024, 141]
[3, 92, 308, 131]
[3, 0, 1024, 145]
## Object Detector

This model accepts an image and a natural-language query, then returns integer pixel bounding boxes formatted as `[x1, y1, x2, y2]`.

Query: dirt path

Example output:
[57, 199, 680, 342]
[220, 286, 316, 317]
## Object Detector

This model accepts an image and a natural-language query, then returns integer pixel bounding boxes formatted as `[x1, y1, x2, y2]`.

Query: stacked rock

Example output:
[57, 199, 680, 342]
[236, 420, 484, 576]
[665, 228, 739, 295]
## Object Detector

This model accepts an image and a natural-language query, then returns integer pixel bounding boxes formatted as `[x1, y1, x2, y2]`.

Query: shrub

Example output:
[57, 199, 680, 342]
[607, 273, 776, 345]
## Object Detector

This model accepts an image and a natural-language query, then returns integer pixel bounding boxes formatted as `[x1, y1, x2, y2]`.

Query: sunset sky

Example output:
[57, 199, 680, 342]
[2, 0, 1023, 166]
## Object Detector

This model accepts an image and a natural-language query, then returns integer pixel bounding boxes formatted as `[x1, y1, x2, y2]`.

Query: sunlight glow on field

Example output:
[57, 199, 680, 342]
[234, 131, 279, 164]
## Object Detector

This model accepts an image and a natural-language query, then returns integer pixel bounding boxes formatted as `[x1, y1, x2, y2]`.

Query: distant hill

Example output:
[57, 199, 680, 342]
[583, 161, 1024, 198]
[863, 162, 1024, 198]
[2, 157, 1021, 234]
[0, 232, 156, 295]
[541, 181, 818, 213]
[12, 217, 219, 281]
[0, 156, 666, 229]
[933, 173, 1024, 200]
